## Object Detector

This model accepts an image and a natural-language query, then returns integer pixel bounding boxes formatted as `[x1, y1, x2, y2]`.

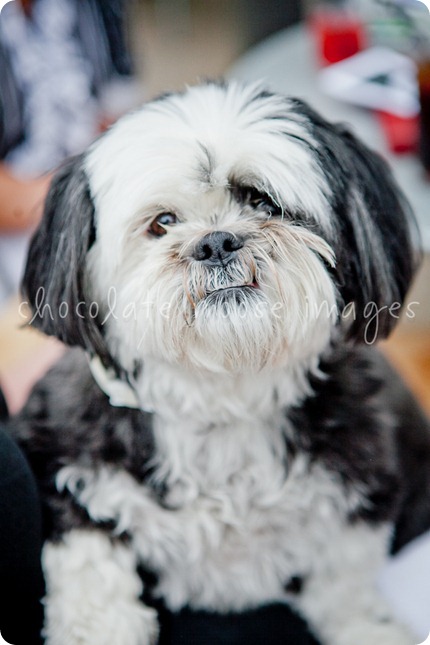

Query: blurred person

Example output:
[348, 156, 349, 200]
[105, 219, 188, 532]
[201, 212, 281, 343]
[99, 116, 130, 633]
[0, 388, 45, 645]
[0, 0, 139, 306]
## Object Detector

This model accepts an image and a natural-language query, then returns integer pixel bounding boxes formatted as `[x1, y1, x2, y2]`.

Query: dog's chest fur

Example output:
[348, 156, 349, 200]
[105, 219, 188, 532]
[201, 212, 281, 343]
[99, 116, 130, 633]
[12, 347, 401, 623]
[60, 366, 361, 613]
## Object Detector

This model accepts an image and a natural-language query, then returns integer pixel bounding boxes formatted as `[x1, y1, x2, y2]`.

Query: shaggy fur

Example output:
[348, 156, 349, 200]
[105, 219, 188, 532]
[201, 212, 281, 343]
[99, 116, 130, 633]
[9, 81, 430, 645]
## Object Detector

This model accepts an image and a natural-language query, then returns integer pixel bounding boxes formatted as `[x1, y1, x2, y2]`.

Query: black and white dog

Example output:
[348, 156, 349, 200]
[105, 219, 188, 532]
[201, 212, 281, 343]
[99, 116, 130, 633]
[11, 81, 430, 644]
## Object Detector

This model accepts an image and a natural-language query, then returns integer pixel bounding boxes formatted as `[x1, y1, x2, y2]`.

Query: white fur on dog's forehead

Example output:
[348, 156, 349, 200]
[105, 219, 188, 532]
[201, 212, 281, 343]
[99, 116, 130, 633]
[85, 82, 332, 229]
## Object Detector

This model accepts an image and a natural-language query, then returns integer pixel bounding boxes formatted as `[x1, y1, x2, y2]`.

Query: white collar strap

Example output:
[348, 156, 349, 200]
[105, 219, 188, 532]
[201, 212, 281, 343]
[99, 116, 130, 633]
[88, 354, 140, 409]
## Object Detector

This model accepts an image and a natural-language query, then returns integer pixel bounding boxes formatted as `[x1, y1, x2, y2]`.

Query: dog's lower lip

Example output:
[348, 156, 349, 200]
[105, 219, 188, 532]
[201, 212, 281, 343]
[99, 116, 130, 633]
[210, 283, 258, 295]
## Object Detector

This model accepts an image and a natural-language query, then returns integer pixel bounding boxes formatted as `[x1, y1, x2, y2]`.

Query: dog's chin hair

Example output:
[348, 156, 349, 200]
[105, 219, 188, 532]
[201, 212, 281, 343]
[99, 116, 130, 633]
[104, 223, 337, 375]
[190, 288, 285, 373]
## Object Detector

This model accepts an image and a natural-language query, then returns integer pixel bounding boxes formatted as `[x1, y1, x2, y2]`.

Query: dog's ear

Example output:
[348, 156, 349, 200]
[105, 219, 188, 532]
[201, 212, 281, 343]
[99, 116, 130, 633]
[333, 126, 419, 342]
[22, 154, 113, 366]
[295, 101, 419, 342]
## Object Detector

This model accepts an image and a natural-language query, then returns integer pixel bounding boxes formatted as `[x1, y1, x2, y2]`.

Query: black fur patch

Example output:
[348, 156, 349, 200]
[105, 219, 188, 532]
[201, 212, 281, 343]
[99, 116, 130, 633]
[8, 349, 155, 540]
[288, 98, 419, 343]
[22, 155, 114, 369]
[288, 346, 430, 551]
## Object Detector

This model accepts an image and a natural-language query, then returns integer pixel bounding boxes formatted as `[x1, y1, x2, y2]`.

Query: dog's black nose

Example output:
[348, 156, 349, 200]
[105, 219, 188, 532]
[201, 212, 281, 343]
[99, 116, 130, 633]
[193, 231, 244, 265]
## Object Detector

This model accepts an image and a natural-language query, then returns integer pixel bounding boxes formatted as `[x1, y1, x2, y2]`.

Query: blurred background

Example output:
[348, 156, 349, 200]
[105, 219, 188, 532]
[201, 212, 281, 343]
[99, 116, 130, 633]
[0, 0, 429, 421]
[131, 0, 303, 98]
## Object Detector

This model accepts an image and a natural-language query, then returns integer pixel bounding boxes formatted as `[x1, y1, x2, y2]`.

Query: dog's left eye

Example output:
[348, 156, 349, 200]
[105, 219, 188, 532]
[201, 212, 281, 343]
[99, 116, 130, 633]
[233, 186, 282, 216]
[148, 212, 178, 237]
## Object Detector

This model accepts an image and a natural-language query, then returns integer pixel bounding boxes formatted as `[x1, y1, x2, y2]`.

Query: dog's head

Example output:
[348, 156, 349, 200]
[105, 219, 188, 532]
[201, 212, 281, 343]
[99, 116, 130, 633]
[23, 82, 417, 376]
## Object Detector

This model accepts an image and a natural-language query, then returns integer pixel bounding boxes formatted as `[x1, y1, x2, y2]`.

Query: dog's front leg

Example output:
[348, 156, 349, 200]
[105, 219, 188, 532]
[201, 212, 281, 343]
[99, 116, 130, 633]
[293, 522, 415, 645]
[41, 529, 158, 645]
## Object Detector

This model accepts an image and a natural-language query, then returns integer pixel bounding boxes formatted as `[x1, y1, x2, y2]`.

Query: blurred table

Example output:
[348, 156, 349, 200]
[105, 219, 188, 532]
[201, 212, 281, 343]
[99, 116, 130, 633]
[229, 24, 430, 252]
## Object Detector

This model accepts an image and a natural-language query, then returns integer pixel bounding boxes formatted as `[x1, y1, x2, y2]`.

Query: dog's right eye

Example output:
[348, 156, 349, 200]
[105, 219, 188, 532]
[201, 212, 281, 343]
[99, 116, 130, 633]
[148, 212, 177, 237]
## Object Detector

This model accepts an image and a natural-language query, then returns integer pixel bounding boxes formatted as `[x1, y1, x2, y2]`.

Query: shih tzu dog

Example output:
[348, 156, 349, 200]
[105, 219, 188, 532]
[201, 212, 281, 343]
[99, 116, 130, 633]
[10, 81, 430, 645]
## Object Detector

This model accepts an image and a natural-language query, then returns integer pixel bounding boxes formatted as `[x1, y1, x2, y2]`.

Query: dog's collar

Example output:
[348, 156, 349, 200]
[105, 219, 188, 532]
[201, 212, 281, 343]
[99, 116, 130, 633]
[88, 355, 140, 409]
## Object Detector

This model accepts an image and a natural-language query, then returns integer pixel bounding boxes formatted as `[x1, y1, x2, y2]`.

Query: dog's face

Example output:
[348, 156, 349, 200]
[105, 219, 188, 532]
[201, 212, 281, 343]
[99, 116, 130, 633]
[23, 82, 417, 376]
[85, 85, 340, 374]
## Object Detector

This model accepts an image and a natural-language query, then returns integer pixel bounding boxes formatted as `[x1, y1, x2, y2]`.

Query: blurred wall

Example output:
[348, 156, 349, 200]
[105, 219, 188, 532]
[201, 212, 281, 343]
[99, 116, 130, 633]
[133, 0, 303, 98]
[237, 0, 302, 47]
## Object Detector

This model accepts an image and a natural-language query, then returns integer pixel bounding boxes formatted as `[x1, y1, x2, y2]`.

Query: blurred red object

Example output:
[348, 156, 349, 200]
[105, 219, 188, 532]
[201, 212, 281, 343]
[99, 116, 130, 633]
[376, 111, 419, 154]
[417, 57, 430, 175]
[309, 7, 367, 66]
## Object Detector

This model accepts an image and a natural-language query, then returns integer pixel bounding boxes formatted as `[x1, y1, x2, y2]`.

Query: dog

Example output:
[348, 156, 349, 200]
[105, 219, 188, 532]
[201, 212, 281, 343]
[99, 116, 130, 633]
[10, 81, 430, 644]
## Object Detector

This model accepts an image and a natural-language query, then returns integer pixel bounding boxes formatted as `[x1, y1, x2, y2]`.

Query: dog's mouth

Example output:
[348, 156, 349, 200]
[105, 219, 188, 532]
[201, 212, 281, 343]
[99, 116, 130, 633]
[208, 280, 259, 296]
[200, 282, 260, 309]
[185, 258, 259, 309]
[205, 280, 259, 299]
